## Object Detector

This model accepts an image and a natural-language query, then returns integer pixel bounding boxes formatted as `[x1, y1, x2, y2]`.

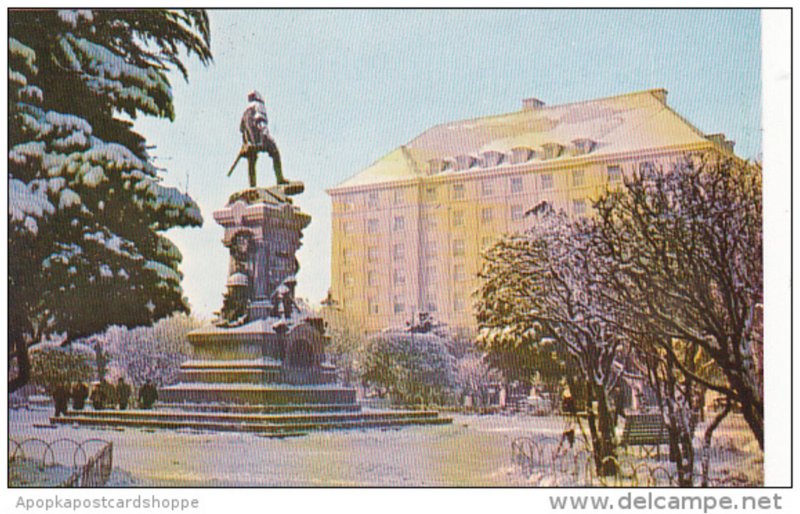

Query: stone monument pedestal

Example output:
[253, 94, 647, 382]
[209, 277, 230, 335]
[160, 185, 357, 407]
[53, 185, 450, 434]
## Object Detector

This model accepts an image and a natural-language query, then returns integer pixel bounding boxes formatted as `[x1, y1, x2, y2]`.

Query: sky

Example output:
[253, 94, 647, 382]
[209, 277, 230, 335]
[133, 9, 762, 319]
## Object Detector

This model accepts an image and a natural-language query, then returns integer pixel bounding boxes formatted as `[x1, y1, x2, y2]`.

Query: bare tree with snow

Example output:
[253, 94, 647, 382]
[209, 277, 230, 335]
[476, 205, 627, 476]
[593, 155, 763, 450]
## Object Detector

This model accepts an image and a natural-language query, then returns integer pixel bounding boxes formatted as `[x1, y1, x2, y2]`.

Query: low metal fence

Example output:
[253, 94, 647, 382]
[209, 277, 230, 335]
[9, 438, 113, 487]
[511, 435, 680, 487]
[511, 435, 761, 487]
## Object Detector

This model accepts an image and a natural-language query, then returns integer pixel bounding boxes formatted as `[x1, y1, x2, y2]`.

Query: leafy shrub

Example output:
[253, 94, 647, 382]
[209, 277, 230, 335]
[92, 314, 202, 387]
[360, 330, 457, 406]
[30, 341, 94, 393]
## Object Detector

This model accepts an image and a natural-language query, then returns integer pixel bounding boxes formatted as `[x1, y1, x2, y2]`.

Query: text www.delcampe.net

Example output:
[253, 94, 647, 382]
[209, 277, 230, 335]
[549, 492, 783, 512]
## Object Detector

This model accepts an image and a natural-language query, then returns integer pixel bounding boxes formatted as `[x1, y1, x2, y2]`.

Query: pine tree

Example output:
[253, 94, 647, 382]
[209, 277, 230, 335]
[9, 9, 212, 392]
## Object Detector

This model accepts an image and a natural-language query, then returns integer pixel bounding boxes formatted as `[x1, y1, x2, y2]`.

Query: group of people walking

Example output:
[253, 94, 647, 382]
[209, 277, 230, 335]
[51, 378, 158, 417]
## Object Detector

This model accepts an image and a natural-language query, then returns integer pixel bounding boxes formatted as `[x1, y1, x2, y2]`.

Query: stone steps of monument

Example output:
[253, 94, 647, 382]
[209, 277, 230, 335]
[157, 402, 362, 414]
[175, 369, 338, 385]
[158, 383, 357, 405]
[50, 409, 451, 434]
[178, 369, 278, 383]
[53, 408, 441, 425]
[180, 360, 282, 371]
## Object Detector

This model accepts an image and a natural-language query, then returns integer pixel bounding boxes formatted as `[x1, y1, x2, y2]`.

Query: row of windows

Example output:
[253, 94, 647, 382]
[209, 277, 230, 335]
[367, 295, 468, 316]
[343, 262, 473, 291]
[342, 232, 506, 266]
[342, 237, 478, 268]
[337, 164, 625, 213]
[342, 199, 589, 234]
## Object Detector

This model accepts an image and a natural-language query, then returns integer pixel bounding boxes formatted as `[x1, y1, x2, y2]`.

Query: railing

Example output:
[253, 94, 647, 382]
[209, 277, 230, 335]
[511, 435, 678, 486]
[511, 435, 756, 487]
[9, 438, 113, 487]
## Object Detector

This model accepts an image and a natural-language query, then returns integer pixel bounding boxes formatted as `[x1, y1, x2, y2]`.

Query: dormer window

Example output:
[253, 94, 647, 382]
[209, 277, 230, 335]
[455, 155, 478, 171]
[571, 138, 596, 156]
[428, 158, 456, 174]
[541, 143, 564, 160]
[481, 151, 505, 168]
[510, 146, 534, 164]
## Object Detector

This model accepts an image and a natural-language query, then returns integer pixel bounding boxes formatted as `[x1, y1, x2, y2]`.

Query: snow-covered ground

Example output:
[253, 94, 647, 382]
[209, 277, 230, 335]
[8, 408, 761, 487]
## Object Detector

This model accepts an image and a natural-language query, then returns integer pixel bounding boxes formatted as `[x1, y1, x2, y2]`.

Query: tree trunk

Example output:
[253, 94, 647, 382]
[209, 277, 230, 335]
[737, 387, 764, 450]
[702, 399, 732, 487]
[663, 361, 695, 487]
[8, 338, 31, 393]
[587, 383, 618, 477]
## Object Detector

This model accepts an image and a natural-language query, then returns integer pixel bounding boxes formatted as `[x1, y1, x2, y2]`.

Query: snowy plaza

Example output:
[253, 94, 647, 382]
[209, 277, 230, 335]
[7, 9, 785, 493]
[10, 407, 762, 487]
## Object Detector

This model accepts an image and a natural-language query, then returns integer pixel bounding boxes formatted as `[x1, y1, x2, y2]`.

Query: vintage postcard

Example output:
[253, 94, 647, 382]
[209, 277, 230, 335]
[5, 6, 792, 509]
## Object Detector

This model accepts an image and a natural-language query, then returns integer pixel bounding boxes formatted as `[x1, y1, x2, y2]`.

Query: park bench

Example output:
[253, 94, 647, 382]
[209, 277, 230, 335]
[620, 413, 670, 458]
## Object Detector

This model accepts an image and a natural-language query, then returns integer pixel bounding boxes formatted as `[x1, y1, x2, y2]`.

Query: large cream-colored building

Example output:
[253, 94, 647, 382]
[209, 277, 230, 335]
[326, 89, 735, 336]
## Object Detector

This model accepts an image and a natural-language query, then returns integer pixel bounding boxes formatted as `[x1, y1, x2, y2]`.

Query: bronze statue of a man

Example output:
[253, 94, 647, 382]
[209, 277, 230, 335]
[228, 90, 287, 188]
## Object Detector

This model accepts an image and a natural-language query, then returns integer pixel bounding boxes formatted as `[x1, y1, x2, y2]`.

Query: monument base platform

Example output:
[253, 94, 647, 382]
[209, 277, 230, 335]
[50, 407, 452, 435]
[158, 383, 357, 405]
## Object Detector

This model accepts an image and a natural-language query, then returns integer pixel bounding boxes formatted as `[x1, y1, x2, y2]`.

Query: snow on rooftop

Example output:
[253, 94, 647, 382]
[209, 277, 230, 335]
[330, 89, 716, 191]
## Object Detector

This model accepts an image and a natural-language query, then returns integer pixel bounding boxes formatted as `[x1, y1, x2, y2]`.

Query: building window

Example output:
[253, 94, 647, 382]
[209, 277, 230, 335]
[572, 169, 585, 187]
[427, 301, 438, 313]
[368, 191, 379, 208]
[453, 263, 465, 282]
[342, 220, 353, 234]
[511, 205, 524, 221]
[368, 299, 379, 315]
[368, 270, 378, 287]
[541, 143, 563, 160]
[343, 272, 354, 288]
[481, 180, 494, 196]
[608, 165, 622, 184]
[510, 176, 523, 193]
[453, 239, 465, 257]
[541, 173, 554, 190]
[452, 209, 464, 228]
[394, 268, 405, 286]
[393, 295, 405, 314]
[426, 265, 437, 279]
[394, 189, 405, 204]
[393, 216, 405, 231]
[481, 207, 493, 224]
[393, 243, 405, 262]
[573, 199, 587, 216]
[452, 183, 465, 200]
[425, 243, 438, 260]
[367, 246, 379, 263]
[342, 247, 352, 266]
[511, 147, 533, 164]
[639, 161, 655, 174]
[367, 218, 379, 234]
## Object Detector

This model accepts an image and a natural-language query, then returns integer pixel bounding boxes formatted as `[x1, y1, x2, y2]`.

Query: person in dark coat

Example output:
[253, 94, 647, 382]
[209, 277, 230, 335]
[90, 381, 106, 410]
[71, 381, 89, 410]
[139, 379, 158, 409]
[52, 382, 70, 417]
[116, 378, 132, 410]
[100, 379, 117, 409]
